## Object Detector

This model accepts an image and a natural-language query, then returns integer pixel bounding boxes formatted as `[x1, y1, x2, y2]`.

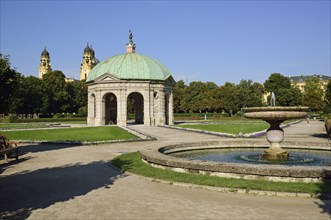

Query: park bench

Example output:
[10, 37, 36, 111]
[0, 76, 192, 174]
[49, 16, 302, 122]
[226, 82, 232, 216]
[0, 135, 19, 162]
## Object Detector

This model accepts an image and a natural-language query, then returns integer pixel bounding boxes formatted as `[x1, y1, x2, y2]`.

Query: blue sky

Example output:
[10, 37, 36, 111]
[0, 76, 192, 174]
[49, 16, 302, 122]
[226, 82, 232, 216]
[1, 0, 330, 85]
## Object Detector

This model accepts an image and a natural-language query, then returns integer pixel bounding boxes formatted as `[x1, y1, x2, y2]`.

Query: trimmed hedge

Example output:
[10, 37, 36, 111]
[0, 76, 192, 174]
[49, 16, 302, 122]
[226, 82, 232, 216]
[0, 117, 86, 123]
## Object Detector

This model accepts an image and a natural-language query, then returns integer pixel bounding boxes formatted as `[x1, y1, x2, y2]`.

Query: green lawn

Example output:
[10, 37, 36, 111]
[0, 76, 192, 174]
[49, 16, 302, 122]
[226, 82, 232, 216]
[1, 126, 137, 142]
[177, 121, 269, 134]
[112, 152, 330, 194]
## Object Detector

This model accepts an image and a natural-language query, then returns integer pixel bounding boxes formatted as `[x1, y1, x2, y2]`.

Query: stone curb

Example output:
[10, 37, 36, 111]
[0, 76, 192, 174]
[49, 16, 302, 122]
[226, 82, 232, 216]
[125, 171, 331, 199]
[8, 125, 156, 145]
[161, 120, 303, 138]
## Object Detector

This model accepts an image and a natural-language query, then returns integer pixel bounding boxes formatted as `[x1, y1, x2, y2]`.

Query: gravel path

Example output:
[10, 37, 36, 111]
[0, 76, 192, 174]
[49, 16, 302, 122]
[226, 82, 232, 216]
[0, 120, 330, 219]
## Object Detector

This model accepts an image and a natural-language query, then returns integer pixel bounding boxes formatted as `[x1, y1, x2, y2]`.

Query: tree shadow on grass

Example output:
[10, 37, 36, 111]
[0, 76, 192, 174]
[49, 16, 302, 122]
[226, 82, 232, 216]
[0, 161, 126, 219]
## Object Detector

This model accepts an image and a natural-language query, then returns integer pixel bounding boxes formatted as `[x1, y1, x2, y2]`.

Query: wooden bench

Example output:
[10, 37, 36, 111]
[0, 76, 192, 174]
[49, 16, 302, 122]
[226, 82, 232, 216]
[0, 136, 19, 162]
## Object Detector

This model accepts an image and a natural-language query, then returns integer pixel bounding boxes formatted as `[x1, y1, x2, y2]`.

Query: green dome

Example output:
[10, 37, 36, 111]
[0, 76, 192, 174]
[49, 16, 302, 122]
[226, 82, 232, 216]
[86, 53, 172, 82]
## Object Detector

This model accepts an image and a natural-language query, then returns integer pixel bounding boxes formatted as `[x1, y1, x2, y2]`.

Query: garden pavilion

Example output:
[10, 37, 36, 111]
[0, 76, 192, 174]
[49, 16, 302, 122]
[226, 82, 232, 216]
[86, 31, 175, 127]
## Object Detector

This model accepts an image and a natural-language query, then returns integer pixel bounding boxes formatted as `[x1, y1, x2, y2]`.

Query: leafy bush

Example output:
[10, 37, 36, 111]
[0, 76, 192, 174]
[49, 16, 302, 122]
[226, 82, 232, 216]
[3, 116, 19, 123]
[78, 106, 87, 117]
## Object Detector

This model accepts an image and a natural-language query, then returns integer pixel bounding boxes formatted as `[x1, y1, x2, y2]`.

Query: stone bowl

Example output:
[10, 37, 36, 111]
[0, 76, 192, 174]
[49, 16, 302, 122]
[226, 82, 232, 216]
[242, 107, 310, 120]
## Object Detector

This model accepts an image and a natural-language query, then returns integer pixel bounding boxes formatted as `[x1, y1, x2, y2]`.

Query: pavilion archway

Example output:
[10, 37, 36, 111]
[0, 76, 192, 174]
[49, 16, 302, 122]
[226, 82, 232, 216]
[127, 92, 144, 124]
[103, 93, 117, 125]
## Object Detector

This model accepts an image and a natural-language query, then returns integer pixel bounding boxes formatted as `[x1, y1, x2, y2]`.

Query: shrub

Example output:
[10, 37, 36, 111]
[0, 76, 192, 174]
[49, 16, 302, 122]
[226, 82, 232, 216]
[3, 116, 18, 123]
[78, 106, 87, 117]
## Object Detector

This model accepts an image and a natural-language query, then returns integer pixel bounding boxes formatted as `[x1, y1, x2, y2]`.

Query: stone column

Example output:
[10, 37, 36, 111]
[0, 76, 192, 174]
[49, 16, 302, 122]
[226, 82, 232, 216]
[150, 90, 155, 126]
[95, 90, 104, 126]
[117, 89, 127, 126]
[144, 90, 151, 126]
[87, 92, 95, 126]
[158, 90, 165, 126]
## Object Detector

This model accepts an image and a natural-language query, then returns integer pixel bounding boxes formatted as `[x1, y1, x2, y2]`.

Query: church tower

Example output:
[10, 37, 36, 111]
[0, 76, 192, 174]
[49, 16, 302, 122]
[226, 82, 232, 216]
[80, 43, 99, 81]
[39, 47, 52, 79]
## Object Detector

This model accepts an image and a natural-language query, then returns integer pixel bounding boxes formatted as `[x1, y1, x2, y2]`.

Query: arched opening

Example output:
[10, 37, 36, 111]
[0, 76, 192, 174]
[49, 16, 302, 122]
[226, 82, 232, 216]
[127, 92, 144, 124]
[104, 93, 117, 125]
[165, 93, 170, 125]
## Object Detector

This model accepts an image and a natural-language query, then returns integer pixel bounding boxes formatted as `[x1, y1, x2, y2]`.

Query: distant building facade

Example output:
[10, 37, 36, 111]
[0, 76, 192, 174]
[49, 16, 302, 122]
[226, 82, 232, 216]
[38, 47, 52, 79]
[289, 74, 331, 92]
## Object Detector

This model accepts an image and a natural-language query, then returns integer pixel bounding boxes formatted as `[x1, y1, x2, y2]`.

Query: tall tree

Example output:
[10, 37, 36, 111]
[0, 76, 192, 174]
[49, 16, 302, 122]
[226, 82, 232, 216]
[236, 80, 264, 108]
[302, 77, 325, 112]
[14, 76, 45, 117]
[66, 80, 87, 113]
[219, 82, 239, 115]
[42, 70, 70, 113]
[180, 81, 208, 113]
[0, 54, 22, 114]
[264, 73, 302, 106]
[264, 73, 291, 93]
[173, 80, 186, 113]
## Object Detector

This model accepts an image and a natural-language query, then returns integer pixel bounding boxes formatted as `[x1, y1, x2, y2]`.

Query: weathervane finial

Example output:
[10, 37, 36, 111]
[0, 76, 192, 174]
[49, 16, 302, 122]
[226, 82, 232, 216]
[128, 30, 134, 45]
[126, 30, 136, 53]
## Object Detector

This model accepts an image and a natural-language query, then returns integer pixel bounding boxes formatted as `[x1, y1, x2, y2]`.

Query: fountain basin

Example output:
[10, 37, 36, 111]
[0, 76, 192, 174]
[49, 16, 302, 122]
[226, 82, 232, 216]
[140, 140, 331, 183]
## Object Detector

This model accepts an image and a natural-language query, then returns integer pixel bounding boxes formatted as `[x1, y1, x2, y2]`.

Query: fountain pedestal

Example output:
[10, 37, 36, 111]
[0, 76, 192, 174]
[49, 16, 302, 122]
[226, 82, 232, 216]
[261, 119, 288, 161]
[242, 107, 309, 161]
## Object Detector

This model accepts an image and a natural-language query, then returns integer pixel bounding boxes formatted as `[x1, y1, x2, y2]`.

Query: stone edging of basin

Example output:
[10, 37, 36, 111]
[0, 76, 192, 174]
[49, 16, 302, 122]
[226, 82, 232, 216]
[140, 140, 331, 184]
[161, 120, 302, 138]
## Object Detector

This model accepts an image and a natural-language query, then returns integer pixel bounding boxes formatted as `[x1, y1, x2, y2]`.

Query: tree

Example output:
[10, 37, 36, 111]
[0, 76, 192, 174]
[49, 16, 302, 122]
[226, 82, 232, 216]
[276, 87, 302, 106]
[66, 80, 87, 113]
[42, 70, 70, 113]
[302, 77, 325, 112]
[173, 80, 186, 113]
[236, 80, 264, 108]
[14, 76, 45, 117]
[0, 54, 22, 114]
[180, 81, 206, 113]
[219, 82, 239, 115]
[264, 73, 291, 93]
[264, 73, 302, 106]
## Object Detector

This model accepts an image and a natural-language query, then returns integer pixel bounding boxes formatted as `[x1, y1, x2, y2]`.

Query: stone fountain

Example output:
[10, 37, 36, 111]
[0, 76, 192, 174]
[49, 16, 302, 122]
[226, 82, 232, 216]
[242, 94, 310, 160]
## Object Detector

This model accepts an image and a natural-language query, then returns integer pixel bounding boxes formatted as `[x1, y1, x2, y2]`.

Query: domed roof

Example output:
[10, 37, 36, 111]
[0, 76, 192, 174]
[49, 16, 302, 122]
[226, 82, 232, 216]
[41, 47, 50, 58]
[86, 52, 172, 82]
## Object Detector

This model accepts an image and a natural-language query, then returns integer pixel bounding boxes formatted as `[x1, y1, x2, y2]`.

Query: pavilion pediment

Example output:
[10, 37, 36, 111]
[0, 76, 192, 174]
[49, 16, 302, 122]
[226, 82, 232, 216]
[94, 73, 119, 82]
[165, 75, 176, 85]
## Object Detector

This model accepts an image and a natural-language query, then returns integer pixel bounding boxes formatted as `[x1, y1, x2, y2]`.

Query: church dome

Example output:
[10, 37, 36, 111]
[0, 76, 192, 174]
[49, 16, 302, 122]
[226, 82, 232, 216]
[41, 47, 50, 58]
[84, 43, 93, 54]
[86, 52, 172, 82]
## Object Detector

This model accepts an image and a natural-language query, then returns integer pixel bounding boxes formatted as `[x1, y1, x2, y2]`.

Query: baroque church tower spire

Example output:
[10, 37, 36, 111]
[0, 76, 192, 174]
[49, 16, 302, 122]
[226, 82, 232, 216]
[80, 43, 99, 81]
[39, 47, 52, 79]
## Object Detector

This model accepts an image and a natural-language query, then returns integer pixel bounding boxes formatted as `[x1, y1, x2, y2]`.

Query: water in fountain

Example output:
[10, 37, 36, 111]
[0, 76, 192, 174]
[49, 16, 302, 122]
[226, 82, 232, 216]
[170, 148, 331, 166]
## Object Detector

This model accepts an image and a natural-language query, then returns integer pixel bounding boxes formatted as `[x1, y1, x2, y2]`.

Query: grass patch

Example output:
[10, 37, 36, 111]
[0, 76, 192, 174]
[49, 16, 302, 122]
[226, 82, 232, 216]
[1, 126, 136, 142]
[112, 151, 331, 194]
[177, 121, 269, 134]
